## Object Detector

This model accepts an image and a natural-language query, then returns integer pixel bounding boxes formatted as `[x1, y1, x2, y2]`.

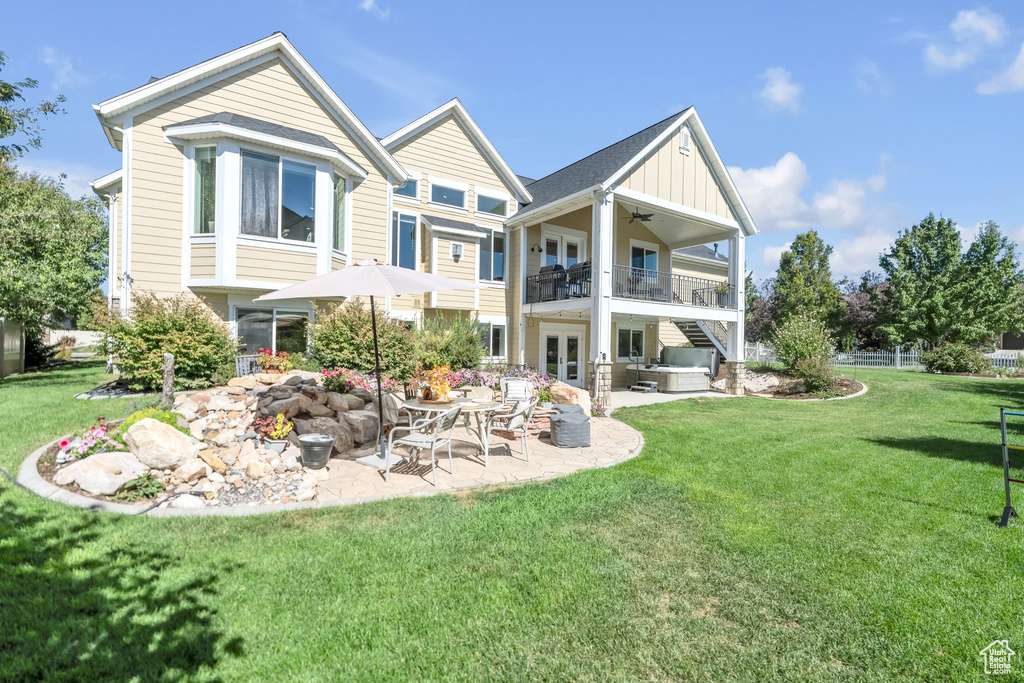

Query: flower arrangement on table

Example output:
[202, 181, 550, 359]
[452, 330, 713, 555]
[416, 365, 452, 402]
[257, 348, 292, 373]
[57, 417, 123, 464]
[254, 413, 293, 440]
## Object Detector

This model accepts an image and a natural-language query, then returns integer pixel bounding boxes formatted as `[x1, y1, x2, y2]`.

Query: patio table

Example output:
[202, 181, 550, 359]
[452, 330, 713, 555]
[403, 397, 507, 464]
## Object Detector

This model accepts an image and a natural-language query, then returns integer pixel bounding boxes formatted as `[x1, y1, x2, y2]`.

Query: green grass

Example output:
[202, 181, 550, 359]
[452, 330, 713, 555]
[2, 361, 1023, 680]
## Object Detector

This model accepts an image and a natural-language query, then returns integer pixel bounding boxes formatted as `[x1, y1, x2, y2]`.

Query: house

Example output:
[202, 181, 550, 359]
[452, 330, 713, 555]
[90, 32, 757, 404]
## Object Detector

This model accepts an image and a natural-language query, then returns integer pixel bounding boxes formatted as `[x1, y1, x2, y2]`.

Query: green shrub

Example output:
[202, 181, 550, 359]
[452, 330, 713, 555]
[288, 353, 323, 373]
[793, 356, 835, 394]
[770, 314, 835, 371]
[113, 473, 165, 501]
[310, 299, 417, 381]
[116, 407, 190, 444]
[417, 312, 483, 370]
[921, 343, 993, 374]
[94, 293, 237, 390]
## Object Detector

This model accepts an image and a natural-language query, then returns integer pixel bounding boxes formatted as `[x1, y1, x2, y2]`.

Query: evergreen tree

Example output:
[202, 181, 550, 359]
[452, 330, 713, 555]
[771, 230, 844, 333]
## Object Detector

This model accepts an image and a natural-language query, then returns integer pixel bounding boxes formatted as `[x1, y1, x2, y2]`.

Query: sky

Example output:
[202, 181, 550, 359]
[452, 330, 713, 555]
[5, 0, 1024, 284]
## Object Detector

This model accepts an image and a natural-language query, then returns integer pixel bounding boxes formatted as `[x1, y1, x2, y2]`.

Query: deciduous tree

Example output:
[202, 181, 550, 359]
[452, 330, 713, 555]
[771, 230, 844, 334]
[0, 51, 66, 161]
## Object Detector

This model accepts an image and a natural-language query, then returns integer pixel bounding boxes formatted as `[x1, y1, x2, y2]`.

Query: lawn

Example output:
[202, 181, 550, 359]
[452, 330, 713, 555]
[2, 361, 1023, 681]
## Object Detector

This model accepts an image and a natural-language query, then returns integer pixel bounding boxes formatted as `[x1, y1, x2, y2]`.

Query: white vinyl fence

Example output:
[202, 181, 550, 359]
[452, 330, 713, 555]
[745, 342, 1021, 371]
[1, 318, 26, 378]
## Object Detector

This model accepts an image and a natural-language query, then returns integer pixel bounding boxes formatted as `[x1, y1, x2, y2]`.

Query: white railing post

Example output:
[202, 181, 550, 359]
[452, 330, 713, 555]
[895, 345, 902, 370]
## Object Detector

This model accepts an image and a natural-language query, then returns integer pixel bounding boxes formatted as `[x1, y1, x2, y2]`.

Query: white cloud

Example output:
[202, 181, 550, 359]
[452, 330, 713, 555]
[40, 46, 88, 91]
[762, 243, 792, 269]
[829, 230, 893, 278]
[924, 7, 1006, 71]
[977, 44, 1024, 94]
[359, 0, 390, 20]
[855, 59, 890, 96]
[758, 67, 802, 113]
[15, 159, 111, 200]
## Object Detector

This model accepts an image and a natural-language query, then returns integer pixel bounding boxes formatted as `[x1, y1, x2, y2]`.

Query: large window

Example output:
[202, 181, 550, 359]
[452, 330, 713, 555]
[394, 178, 418, 199]
[479, 229, 505, 282]
[236, 308, 309, 354]
[476, 193, 508, 217]
[478, 322, 506, 358]
[617, 327, 644, 361]
[240, 151, 316, 243]
[333, 175, 346, 252]
[390, 211, 417, 270]
[194, 146, 216, 234]
[430, 182, 466, 209]
[631, 243, 658, 271]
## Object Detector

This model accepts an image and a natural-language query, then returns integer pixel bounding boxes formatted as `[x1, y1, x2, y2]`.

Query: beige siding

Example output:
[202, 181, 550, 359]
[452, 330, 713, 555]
[478, 287, 507, 317]
[332, 256, 346, 271]
[673, 258, 728, 281]
[658, 320, 689, 348]
[524, 206, 593, 276]
[613, 211, 671, 268]
[434, 237, 476, 309]
[190, 242, 216, 280]
[235, 245, 317, 283]
[196, 292, 230, 322]
[128, 56, 390, 300]
[621, 127, 733, 220]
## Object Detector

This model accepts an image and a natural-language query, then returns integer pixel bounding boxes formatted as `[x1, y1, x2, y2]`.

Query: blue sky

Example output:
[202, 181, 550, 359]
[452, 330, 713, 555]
[6, 0, 1024, 282]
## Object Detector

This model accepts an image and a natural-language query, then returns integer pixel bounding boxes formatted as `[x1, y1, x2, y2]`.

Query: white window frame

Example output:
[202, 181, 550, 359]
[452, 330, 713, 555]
[393, 169, 421, 204]
[427, 175, 469, 213]
[237, 147, 321, 248]
[628, 238, 660, 271]
[230, 302, 313, 354]
[474, 185, 510, 218]
[389, 209, 421, 271]
[540, 223, 588, 269]
[477, 226, 507, 285]
[191, 144, 218, 236]
[616, 325, 645, 363]
[478, 315, 508, 362]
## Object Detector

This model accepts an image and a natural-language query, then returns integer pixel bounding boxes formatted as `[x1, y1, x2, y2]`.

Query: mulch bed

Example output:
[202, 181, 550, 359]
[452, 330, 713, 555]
[755, 376, 864, 400]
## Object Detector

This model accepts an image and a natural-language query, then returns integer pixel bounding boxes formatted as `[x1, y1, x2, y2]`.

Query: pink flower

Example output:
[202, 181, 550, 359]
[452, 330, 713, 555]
[77, 444, 88, 454]
[58, 439, 70, 450]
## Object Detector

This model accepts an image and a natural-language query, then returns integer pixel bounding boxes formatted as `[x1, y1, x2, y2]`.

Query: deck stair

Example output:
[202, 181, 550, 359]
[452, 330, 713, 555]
[675, 320, 729, 360]
[629, 380, 659, 393]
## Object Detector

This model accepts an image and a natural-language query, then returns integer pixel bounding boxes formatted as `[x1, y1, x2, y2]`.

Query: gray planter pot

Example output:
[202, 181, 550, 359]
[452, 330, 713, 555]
[297, 434, 336, 469]
[264, 438, 287, 454]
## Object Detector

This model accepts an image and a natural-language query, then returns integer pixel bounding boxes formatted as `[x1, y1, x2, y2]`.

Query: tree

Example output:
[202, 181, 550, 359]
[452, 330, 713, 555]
[839, 271, 888, 350]
[0, 164, 108, 337]
[876, 214, 1024, 346]
[0, 51, 66, 161]
[771, 230, 844, 333]
[745, 274, 777, 343]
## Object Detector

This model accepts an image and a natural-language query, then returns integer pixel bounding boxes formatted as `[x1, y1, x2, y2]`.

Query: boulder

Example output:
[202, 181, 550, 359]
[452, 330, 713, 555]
[225, 386, 246, 396]
[169, 494, 205, 509]
[342, 394, 366, 411]
[172, 458, 209, 485]
[220, 446, 240, 466]
[124, 418, 196, 469]
[326, 392, 349, 412]
[228, 375, 257, 390]
[246, 461, 272, 478]
[206, 394, 233, 412]
[295, 393, 314, 414]
[349, 387, 375, 406]
[341, 411, 379, 446]
[254, 372, 282, 385]
[197, 448, 228, 473]
[237, 439, 260, 469]
[306, 403, 334, 418]
[53, 451, 148, 496]
[743, 373, 781, 394]
[282, 374, 304, 387]
[549, 382, 592, 416]
[261, 396, 302, 419]
[293, 417, 354, 453]
[285, 369, 320, 382]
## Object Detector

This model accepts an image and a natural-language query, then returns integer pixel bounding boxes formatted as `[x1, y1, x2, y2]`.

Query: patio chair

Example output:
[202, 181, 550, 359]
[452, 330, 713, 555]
[500, 377, 532, 405]
[486, 398, 538, 464]
[385, 406, 462, 486]
[380, 391, 415, 430]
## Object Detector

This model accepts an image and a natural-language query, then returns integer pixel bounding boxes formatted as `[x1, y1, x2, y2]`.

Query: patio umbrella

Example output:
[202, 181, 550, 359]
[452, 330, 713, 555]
[254, 258, 478, 469]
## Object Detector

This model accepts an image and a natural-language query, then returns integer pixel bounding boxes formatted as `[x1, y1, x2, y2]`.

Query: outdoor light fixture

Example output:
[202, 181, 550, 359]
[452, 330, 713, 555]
[531, 243, 543, 253]
[451, 243, 463, 262]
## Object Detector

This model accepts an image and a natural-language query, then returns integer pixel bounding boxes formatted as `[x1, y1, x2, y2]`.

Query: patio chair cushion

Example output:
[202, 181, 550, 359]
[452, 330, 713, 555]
[549, 412, 591, 448]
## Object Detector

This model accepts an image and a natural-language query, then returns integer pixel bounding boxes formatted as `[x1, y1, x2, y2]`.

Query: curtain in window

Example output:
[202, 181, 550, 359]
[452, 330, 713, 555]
[333, 176, 346, 251]
[241, 152, 279, 238]
[479, 232, 492, 281]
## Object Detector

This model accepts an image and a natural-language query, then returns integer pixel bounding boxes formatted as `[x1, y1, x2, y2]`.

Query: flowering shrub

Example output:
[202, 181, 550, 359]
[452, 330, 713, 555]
[58, 417, 123, 460]
[448, 365, 553, 392]
[311, 300, 416, 381]
[591, 402, 607, 418]
[257, 348, 292, 372]
[255, 413, 293, 439]
[322, 368, 400, 394]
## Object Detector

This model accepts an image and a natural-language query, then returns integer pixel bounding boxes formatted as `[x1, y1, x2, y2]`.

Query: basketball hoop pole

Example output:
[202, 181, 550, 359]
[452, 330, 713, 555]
[999, 407, 1020, 528]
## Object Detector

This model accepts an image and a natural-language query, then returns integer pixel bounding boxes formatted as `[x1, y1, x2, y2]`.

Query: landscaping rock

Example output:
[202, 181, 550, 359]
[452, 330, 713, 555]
[53, 451, 148, 496]
[246, 460, 273, 478]
[206, 394, 233, 412]
[124, 418, 196, 469]
[228, 376, 257, 390]
[260, 397, 302, 419]
[169, 494, 205, 509]
[173, 458, 209, 485]
[326, 392, 349, 412]
[349, 388, 375, 406]
[282, 375, 304, 387]
[342, 394, 366, 411]
[197, 449, 226, 472]
[294, 417, 354, 453]
[550, 382, 592, 416]
[225, 386, 246, 396]
[340, 411, 379, 446]
[306, 403, 334, 418]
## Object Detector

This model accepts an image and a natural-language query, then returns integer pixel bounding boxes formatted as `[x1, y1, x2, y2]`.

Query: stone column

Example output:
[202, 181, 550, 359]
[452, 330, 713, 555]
[724, 360, 746, 396]
[593, 361, 613, 407]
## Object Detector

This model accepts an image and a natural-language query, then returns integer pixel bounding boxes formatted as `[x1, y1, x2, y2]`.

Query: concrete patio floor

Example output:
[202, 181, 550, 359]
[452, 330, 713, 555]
[608, 388, 736, 412]
[315, 416, 642, 503]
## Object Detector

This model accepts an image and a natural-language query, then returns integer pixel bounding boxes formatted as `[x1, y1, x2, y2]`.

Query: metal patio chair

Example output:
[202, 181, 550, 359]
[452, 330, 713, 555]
[385, 406, 463, 486]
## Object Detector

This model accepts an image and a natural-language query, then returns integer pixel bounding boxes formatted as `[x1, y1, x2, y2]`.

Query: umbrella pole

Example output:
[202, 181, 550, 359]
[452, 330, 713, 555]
[370, 295, 386, 457]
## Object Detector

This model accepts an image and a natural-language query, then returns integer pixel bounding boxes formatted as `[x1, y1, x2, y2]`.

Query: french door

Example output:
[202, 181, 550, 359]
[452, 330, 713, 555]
[540, 323, 585, 387]
[543, 234, 584, 269]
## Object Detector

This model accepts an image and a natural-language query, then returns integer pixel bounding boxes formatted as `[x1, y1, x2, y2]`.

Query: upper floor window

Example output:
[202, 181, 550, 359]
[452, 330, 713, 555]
[479, 229, 505, 282]
[394, 178, 418, 200]
[476, 192, 508, 217]
[429, 177, 467, 210]
[240, 150, 316, 243]
[333, 175, 346, 252]
[390, 211, 417, 270]
[194, 146, 216, 234]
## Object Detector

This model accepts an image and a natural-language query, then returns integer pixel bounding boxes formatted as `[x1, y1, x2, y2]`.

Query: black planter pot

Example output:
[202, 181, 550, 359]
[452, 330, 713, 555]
[297, 434, 336, 469]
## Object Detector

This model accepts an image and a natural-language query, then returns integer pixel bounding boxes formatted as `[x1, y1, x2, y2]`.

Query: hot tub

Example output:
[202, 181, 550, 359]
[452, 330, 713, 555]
[626, 364, 711, 392]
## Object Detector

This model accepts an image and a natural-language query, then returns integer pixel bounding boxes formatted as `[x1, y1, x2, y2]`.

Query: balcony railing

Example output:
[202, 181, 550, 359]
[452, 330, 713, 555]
[524, 263, 735, 309]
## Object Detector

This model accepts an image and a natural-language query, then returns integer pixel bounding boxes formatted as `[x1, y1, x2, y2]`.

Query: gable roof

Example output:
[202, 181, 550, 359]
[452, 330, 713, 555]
[164, 112, 367, 178]
[93, 32, 408, 182]
[511, 108, 758, 237]
[677, 244, 728, 263]
[381, 98, 532, 204]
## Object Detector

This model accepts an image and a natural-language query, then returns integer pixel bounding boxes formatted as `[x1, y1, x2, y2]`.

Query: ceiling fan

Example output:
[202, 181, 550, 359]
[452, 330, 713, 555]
[628, 206, 654, 223]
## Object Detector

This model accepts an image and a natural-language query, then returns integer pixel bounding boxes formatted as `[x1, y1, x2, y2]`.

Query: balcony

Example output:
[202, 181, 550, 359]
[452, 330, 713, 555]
[525, 263, 735, 309]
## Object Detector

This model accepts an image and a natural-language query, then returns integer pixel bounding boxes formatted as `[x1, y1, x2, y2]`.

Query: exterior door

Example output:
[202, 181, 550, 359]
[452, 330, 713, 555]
[543, 234, 584, 268]
[541, 324, 585, 387]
